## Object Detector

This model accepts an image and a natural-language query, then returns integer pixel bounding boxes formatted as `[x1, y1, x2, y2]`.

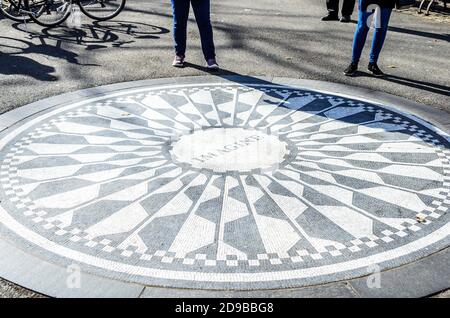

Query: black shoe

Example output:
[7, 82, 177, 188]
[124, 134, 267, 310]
[321, 14, 339, 21]
[344, 63, 358, 76]
[340, 15, 351, 23]
[368, 62, 385, 77]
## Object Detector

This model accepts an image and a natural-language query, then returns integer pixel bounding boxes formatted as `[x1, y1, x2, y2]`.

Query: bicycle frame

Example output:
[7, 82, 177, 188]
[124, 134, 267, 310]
[36, 0, 74, 16]
[2, 0, 125, 27]
[31, 0, 88, 20]
[0, 0, 33, 17]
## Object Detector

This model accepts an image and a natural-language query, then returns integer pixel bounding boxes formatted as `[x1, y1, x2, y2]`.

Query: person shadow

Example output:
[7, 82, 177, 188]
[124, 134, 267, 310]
[0, 52, 57, 81]
[351, 71, 450, 96]
[0, 35, 99, 81]
[184, 62, 228, 74]
[382, 74, 450, 96]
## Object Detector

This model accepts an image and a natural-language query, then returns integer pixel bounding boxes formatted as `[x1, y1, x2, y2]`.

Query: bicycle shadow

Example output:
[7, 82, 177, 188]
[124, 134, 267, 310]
[11, 20, 170, 50]
[0, 19, 170, 80]
[92, 20, 170, 40]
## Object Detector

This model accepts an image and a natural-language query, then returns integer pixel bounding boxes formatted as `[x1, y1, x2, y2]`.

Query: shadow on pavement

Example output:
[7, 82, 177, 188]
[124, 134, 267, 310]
[382, 74, 450, 96]
[92, 20, 170, 40]
[0, 52, 57, 81]
[0, 35, 98, 74]
[11, 21, 170, 50]
[351, 70, 450, 96]
[0, 21, 169, 79]
[388, 25, 449, 42]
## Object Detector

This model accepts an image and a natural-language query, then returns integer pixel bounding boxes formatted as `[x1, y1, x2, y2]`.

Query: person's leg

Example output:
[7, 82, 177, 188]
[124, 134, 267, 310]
[369, 8, 392, 63]
[171, 0, 190, 57]
[326, 0, 339, 17]
[345, 1, 370, 75]
[341, 0, 355, 16]
[351, 4, 370, 64]
[191, 0, 216, 61]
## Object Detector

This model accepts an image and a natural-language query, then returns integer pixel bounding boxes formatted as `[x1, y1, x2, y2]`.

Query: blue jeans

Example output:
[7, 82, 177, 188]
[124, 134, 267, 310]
[171, 0, 216, 60]
[351, 0, 392, 64]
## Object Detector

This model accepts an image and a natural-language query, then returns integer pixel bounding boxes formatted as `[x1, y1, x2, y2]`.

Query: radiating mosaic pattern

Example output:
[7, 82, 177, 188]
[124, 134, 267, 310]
[0, 82, 449, 289]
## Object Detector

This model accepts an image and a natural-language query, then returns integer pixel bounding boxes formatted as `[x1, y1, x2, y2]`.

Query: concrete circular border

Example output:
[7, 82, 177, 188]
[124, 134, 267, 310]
[0, 75, 449, 298]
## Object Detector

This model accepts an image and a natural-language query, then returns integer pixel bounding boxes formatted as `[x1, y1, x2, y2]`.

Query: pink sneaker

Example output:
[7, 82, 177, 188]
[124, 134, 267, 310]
[172, 55, 185, 68]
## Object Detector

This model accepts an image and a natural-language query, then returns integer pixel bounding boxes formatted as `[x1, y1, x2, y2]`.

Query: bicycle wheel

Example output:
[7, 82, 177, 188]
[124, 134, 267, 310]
[1, 0, 31, 22]
[78, 0, 125, 21]
[24, 0, 71, 27]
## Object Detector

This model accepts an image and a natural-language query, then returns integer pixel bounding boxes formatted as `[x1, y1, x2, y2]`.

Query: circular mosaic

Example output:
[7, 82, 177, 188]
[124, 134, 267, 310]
[0, 81, 449, 289]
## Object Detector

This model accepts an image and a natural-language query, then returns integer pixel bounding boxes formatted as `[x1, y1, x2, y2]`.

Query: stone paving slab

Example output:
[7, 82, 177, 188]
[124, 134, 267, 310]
[0, 76, 449, 297]
[140, 282, 357, 298]
[348, 247, 450, 298]
[0, 238, 144, 298]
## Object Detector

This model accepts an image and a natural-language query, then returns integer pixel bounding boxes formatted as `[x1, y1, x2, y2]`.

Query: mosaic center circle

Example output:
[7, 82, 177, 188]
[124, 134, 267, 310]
[170, 127, 288, 173]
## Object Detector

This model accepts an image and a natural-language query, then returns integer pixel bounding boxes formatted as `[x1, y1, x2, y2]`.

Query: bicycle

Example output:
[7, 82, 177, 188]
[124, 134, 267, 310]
[23, 0, 126, 28]
[0, 0, 31, 22]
